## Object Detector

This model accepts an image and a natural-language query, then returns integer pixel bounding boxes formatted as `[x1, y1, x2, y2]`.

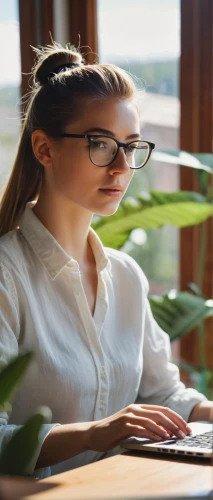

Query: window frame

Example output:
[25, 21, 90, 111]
[19, 0, 54, 97]
[180, 0, 213, 371]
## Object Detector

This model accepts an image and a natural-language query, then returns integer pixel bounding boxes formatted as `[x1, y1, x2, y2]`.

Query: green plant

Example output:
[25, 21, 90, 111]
[0, 353, 51, 477]
[92, 151, 213, 397]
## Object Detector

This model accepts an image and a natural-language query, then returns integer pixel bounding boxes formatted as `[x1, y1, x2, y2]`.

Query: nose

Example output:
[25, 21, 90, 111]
[108, 147, 130, 175]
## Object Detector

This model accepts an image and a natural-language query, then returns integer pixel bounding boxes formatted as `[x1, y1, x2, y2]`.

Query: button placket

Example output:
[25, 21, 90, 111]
[97, 359, 109, 414]
[67, 265, 109, 420]
[99, 399, 104, 410]
[93, 273, 108, 338]
[98, 365, 106, 410]
[72, 276, 83, 301]
[93, 274, 109, 417]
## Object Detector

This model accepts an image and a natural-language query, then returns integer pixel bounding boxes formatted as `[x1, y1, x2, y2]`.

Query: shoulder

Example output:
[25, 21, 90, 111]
[105, 247, 149, 294]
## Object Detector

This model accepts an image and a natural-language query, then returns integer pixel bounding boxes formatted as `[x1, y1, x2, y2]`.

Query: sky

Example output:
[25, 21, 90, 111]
[98, 0, 180, 63]
[0, 0, 20, 86]
[0, 0, 180, 86]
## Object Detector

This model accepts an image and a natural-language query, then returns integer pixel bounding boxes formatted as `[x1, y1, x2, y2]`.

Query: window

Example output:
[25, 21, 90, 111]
[98, 0, 180, 295]
[0, 0, 21, 193]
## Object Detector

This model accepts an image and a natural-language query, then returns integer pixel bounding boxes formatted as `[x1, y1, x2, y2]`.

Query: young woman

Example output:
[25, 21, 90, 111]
[0, 43, 211, 478]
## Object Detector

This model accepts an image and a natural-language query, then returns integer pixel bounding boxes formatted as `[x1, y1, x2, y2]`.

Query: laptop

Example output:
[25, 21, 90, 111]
[120, 422, 213, 458]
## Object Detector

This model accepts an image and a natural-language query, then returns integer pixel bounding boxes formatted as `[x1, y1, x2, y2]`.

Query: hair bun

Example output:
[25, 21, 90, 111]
[32, 42, 83, 86]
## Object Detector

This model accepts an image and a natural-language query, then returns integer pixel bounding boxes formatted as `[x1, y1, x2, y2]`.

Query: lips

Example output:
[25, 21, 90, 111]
[99, 186, 123, 198]
[100, 185, 123, 191]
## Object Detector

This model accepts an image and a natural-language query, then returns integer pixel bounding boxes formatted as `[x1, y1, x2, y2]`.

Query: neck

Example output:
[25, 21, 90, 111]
[33, 190, 94, 266]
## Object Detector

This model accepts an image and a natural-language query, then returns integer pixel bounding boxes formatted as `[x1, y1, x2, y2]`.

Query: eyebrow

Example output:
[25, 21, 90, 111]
[83, 127, 141, 140]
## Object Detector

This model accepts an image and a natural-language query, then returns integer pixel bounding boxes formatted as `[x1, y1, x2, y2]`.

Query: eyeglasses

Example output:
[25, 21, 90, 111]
[60, 134, 155, 169]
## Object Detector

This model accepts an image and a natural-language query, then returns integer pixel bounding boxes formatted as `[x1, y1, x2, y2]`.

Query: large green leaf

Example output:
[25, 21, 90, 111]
[187, 282, 205, 298]
[152, 150, 213, 174]
[0, 352, 33, 407]
[152, 150, 213, 196]
[92, 190, 213, 249]
[0, 407, 51, 476]
[149, 292, 213, 341]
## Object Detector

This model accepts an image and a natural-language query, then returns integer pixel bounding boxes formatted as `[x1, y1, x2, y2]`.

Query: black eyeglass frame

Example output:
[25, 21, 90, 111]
[60, 133, 155, 169]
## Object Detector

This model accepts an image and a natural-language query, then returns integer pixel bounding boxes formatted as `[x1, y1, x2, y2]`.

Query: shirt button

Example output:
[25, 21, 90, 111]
[99, 399, 104, 410]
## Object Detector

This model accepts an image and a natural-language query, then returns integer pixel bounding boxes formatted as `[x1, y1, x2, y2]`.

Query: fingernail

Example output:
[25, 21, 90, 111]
[178, 430, 186, 438]
[163, 433, 170, 439]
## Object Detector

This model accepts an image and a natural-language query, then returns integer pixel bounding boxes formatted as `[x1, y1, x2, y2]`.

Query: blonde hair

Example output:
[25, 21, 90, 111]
[0, 42, 137, 237]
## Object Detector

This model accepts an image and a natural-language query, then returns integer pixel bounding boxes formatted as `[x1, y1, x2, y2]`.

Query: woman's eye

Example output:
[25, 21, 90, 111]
[126, 146, 136, 155]
[92, 141, 107, 149]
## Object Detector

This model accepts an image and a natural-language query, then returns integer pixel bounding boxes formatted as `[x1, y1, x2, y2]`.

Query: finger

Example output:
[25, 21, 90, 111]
[139, 405, 189, 435]
[140, 404, 186, 424]
[137, 410, 186, 439]
[127, 416, 172, 440]
[159, 409, 191, 435]
[126, 424, 167, 442]
[159, 425, 173, 437]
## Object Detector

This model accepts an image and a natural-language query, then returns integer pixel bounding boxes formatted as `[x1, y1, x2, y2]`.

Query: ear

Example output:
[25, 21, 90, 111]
[31, 130, 54, 168]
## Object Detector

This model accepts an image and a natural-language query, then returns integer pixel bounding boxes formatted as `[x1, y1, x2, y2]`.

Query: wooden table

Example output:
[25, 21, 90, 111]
[25, 451, 212, 500]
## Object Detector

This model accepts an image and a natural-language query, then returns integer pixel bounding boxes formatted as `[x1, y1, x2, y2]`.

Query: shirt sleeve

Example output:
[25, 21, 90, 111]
[136, 296, 207, 422]
[0, 262, 59, 477]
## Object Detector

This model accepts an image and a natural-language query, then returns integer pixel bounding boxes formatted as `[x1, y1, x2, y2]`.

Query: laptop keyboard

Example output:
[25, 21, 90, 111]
[169, 430, 213, 449]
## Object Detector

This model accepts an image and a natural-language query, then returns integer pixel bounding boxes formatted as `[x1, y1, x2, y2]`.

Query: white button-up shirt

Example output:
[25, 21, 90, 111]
[0, 202, 206, 477]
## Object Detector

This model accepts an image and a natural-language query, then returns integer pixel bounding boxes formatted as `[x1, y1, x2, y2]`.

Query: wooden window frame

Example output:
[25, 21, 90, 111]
[68, 0, 98, 63]
[180, 0, 213, 370]
[19, 0, 54, 97]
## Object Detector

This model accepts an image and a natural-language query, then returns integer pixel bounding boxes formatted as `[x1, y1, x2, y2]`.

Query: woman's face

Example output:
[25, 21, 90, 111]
[43, 97, 141, 216]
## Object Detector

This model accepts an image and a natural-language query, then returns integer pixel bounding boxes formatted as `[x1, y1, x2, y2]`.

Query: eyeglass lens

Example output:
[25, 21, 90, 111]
[89, 137, 150, 168]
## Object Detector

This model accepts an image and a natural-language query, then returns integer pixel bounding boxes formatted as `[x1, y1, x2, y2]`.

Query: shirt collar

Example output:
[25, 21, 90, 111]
[19, 202, 111, 280]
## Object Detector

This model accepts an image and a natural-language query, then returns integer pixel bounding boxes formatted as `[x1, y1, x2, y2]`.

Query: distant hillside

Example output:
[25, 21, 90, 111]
[0, 59, 179, 107]
[113, 59, 179, 97]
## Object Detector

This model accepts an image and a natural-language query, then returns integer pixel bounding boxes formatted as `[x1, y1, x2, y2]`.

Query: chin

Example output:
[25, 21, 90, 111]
[96, 204, 121, 217]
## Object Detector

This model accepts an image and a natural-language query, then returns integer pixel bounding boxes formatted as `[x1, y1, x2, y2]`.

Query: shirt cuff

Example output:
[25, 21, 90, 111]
[26, 423, 61, 477]
[165, 388, 207, 422]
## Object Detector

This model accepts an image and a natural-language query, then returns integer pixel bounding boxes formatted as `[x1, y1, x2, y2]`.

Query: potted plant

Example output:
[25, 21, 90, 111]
[0, 353, 55, 499]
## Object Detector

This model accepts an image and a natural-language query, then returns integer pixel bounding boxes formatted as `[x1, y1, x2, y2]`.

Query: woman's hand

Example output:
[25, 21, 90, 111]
[84, 404, 192, 452]
[36, 404, 193, 468]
